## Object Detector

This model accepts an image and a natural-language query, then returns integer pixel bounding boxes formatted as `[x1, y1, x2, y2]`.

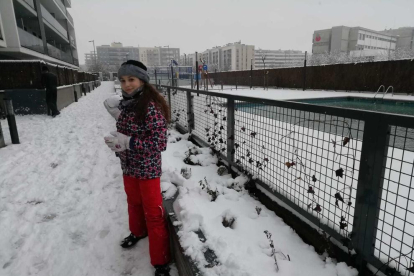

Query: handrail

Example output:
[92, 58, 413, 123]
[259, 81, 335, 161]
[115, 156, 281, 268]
[382, 86, 394, 98]
[373, 85, 385, 99]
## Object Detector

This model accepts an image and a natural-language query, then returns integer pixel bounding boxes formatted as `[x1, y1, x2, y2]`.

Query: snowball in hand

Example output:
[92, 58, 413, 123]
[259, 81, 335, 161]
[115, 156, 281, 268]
[105, 95, 122, 108]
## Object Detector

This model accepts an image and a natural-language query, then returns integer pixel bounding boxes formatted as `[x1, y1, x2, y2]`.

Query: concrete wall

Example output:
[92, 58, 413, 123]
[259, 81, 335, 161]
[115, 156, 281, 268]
[1, 89, 47, 114]
[0, 82, 99, 115]
[73, 84, 82, 101]
[57, 86, 75, 111]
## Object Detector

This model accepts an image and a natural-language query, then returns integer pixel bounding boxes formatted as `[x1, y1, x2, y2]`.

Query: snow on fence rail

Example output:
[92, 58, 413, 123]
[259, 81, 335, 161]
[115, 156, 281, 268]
[157, 84, 414, 276]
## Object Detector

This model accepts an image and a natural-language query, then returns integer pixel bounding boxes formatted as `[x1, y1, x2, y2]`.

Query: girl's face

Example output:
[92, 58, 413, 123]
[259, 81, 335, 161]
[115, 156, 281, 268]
[120, 75, 143, 94]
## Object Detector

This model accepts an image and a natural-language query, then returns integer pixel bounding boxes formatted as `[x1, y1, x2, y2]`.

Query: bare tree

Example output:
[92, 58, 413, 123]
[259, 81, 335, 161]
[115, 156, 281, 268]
[86, 60, 110, 75]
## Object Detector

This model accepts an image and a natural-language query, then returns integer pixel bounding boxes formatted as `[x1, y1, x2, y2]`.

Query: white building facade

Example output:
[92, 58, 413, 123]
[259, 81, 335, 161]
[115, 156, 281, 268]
[0, 0, 79, 68]
[186, 42, 254, 72]
[254, 49, 306, 69]
[312, 26, 397, 59]
[96, 43, 180, 71]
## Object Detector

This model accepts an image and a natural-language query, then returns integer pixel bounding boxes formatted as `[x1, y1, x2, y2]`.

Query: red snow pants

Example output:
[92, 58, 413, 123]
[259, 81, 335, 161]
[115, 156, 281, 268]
[123, 175, 171, 266]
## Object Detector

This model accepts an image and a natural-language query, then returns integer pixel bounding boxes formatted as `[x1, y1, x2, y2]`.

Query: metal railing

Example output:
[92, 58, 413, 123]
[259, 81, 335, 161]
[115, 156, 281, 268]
[67, 11, 74, 26]
[158, 84, 414, 276]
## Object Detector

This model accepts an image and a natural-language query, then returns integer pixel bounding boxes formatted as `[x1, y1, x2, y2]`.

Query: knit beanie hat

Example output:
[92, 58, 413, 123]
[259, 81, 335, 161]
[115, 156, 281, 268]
[118, 60, 150, 83]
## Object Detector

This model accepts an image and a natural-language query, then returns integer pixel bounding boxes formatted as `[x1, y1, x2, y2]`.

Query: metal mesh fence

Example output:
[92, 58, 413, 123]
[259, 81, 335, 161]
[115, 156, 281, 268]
[192, 93, 228, 154]
[233, 102, 362, 237]
[374, 126, 414, 276]
[162, 85, 414, 276]
[170, 89, 188, 129]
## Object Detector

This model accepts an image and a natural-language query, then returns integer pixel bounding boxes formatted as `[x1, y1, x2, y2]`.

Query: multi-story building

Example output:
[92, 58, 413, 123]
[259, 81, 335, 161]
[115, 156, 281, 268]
[179, 53, 194, 67]
[95, 43, 180, 71]
[157, 46, 180, 66]
[380, 27, 414, 50]
[312, 26, 397, 58]
[139, 47, 161, 67]
[254, 49, 306, 69]
[84, 52, 96, 68]
[0, 0, 79, 68]
[96, 42, 140, 72]
[193, 42, 254, 72]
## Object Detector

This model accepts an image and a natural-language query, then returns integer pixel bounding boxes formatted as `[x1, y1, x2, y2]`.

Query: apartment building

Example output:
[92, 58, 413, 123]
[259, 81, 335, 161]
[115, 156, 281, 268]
[312, 26, 397, 58]
[138, 47, 161, 67]
[191, 41, 254, 72]
[0, 0, 79, 68]
[95, 43, 180, 71]
[84, 52, 96, 68]
[157, 47, 180, 66]
[254, 49, 306, 69]
[96, 42, 140, 72]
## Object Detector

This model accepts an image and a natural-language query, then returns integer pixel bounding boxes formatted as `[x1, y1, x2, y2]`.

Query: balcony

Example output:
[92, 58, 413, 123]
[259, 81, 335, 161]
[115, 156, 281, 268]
[18, 27, 76, 65]
[69, 35, 76, 49]
[22, 0, 35, 9]
[41, 4, 68, 40]
[67, 11, 74, 26]
[53, 0, 67, 15]
[47, 43, 73, 64]
[63, 0, 71, 8]
[18, 27, 45, 54]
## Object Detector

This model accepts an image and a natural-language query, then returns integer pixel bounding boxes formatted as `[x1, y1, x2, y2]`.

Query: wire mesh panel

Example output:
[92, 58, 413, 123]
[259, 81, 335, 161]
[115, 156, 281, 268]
[374, 126, 414, 276]
[191, 93, 228, 154]
[233, 101, 363, 237]
[158, 85, 169, 103]
[160, 85, 414, 276]
[170, 89, 188, 130]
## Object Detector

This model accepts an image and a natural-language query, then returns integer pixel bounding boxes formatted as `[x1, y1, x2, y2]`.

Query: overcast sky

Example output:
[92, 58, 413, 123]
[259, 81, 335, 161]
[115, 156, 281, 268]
[71, 0, 414, 64]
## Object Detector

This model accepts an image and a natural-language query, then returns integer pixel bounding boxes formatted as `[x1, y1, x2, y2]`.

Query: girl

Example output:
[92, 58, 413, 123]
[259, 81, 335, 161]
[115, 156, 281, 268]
[104, 60, 171, 276]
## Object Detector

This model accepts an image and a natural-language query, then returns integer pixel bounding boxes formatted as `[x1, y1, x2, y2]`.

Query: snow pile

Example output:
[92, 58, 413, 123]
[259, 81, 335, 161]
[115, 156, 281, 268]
[160, 131, 359, 276]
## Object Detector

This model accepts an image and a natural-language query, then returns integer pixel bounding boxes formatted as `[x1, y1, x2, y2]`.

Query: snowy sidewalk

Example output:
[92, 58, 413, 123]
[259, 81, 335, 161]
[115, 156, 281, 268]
[0, 82, 177, 276]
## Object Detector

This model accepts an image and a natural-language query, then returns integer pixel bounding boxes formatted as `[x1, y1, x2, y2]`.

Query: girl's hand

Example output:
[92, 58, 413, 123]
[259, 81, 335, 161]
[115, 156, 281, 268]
[104, 131, 131, 152]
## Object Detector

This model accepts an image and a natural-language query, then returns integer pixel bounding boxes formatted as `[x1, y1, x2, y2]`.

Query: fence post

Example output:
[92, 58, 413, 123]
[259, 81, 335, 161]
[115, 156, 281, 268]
[250, 62, 253, 89]
[0, 120, 5, 148]
[226, 98, 235, 164]
[351, 114, 390, 273]
[303, 51, 307, 91]
[186, 91, 194, 133]
[196, 52, 199, 91]
[167, 87, 172, 121]
[4, 99, 20, 144]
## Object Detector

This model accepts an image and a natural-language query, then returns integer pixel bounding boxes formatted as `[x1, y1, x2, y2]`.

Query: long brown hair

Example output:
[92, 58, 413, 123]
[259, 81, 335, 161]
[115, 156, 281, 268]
[132, 82, 170, 123]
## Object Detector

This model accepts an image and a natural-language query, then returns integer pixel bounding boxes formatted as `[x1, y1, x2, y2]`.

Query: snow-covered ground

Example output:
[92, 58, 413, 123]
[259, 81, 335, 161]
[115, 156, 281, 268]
[0, 82, 178, 276]
[0, 81, 364, 276]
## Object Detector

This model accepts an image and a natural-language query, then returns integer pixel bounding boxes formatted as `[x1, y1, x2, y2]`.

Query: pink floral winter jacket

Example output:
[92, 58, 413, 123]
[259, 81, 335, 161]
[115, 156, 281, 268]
[116, 101, 167, 179]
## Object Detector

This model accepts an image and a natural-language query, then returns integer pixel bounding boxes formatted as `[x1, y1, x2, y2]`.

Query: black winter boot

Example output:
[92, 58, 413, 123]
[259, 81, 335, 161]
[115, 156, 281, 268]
[120, 233, 147, 248]
[154, 264, 170, 276]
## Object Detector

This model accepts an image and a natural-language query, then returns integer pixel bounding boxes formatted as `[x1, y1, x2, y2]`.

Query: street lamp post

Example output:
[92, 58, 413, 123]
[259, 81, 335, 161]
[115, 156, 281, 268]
[89, 40, 96, 67]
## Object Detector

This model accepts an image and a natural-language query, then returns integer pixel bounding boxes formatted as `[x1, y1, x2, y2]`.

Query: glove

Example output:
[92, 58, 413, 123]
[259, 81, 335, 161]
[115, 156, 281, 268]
[103, 96, 122, 120]
[104, 131, 131, 152]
